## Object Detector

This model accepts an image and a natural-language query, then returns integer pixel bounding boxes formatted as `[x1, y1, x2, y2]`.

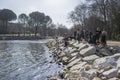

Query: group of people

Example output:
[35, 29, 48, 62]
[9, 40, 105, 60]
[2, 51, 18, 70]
[63, 27, 107, 47]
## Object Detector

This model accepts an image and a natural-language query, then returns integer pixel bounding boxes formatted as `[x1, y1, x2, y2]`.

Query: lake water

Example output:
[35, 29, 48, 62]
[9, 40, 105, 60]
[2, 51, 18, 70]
[0, 40, 62, 80]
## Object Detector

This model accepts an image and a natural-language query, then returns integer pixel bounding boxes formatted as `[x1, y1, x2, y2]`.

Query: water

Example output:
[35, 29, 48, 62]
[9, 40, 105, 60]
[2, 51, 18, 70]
[0, 40, 63, 80]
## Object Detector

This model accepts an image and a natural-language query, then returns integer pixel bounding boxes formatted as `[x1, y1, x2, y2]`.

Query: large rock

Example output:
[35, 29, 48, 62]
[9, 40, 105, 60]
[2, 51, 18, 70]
[93, 57, 117, 70]
[80, 46, 96, 57]
[99, 48, 112, 56]
[71, 52, 78, 57]
[108, 77, 120, 80]
[67, 58, 81, 67]
[92, 77, 102, 80]
[80, 68, 97, 80]
[117, 59, 120, 69]
[103, 69, 118, 78]
[68, 56, 76, 62]
[70, 62, 87, 71]
[73, 42, 79, 47]
[111, 53, 120, 60]
[70, 48, 78, 53]
[59, 52, 66, 57]
[83, 55, 99, 64]
[118, 70, 120, 78]
[78, 43, 89, 51]
[62, 56, 69, 61]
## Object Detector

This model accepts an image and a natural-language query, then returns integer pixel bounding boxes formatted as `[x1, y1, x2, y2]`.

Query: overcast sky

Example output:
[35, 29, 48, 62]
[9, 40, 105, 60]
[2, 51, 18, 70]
[0, 0, 84, 28]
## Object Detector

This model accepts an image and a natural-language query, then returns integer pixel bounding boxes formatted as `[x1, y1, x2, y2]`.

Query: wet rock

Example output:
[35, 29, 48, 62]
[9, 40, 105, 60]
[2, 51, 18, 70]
[80, 46, 96, 57]
[83, 55, 99, 64]
[103, 69, 118, 78]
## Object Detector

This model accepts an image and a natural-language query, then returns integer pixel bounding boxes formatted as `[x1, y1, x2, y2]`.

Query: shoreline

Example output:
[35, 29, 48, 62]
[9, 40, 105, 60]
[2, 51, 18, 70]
[46, 38, 120, 80]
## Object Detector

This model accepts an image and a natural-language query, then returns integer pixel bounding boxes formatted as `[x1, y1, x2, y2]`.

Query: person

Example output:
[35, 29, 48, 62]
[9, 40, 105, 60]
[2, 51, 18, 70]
[95, 27, 102, 45]
[55, 37, 59, 50]
[63, 33, 69, 47]
[80, 29, 84, 41]
[101, 29, 107, 46]
[74, 29, 77, 40]
[89, 32, 97, 45]
[83, 29, 86, 40]
[89, 31, 93, 40]
[76, 28, 81, 43]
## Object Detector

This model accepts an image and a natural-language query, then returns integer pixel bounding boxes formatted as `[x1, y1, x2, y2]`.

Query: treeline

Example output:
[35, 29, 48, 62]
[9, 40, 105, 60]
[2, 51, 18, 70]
[0, 9, 69, 37]
[0, 0, 120, 40]
[68, 0, 120, 40]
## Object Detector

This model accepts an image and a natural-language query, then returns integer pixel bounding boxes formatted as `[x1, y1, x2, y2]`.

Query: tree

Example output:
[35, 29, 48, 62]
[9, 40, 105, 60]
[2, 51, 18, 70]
[68, 4, 88, 29]
[18, 13, 28, 24]
[0, 9, 17, 34]
[18, 13, 28, 35]
[68, 0, 120, 40]
[29, 11, 52, 36]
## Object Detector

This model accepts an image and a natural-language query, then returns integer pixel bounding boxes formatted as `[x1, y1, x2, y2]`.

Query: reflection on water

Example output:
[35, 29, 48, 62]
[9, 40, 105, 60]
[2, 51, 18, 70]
[0, 40, 62, 80]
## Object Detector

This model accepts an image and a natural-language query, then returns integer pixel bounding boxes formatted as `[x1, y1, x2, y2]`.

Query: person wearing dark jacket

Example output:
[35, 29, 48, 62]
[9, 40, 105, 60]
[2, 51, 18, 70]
[101, 29, 107, 46]
[63, 33, 69, 47]
[95, 27, 102, 44]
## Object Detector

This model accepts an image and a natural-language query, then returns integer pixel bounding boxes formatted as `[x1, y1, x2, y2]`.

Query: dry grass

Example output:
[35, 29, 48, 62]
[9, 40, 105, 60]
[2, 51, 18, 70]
[107, 41, 120, 46]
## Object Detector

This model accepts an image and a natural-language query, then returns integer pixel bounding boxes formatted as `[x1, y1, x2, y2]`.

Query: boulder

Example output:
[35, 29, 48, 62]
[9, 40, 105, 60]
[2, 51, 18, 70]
[67, 58, 81, 67]
[70, 62, 87, 71]
[80, 46, 96, 57]
[118, 70, 120, 78]
[68, 56, 77, 62]
[80, 69, 97, 80]
[93, 57, 117, 70]
[99, 48, 112, 56]
[62, 56, 69, 61]
[117, 59, 120, 69]
[103, 69, 118, 78]
[83, 55, 99, 64]
[108, 77, 120, 80]
[80, 77, 89, 80]
[73, 42, 79, 47]
[78, 43, 89, 51]
[59, 52, 66, 57]
[92, 77, 102, 80]
[111, 53, 120, 60]
[71, 52, 78, 57]
[70, 48, 78, 53]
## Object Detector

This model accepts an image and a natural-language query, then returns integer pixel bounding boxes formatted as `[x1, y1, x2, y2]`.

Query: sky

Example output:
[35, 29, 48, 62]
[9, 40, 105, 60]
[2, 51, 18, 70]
[0, 0, 84, 28]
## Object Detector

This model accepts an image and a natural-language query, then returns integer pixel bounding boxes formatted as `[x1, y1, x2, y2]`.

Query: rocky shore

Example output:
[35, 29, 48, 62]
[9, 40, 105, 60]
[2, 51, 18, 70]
[46, 38, 120, 80]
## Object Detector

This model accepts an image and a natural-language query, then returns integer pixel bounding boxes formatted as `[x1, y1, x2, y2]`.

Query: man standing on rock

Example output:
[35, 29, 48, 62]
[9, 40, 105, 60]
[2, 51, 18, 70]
[95, 27, 102, 45]
[101, 29, 107, 47]
[63, 33, 69, 47]
[76, 28, 81, 43]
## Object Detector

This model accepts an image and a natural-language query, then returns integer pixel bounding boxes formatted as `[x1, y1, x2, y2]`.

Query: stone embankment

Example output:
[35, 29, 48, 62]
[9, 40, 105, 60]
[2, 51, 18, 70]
[46, 39, 120, 80]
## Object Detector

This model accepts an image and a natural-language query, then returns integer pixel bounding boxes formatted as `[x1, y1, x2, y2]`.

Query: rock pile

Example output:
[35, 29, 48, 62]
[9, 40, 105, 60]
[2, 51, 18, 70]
[46, 39, 120, 80]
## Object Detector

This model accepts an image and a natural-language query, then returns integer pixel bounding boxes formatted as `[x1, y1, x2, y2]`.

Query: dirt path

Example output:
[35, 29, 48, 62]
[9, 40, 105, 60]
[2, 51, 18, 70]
[107, 41, 120, 46]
